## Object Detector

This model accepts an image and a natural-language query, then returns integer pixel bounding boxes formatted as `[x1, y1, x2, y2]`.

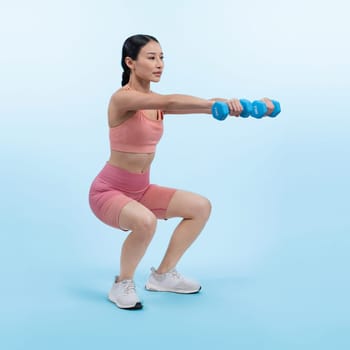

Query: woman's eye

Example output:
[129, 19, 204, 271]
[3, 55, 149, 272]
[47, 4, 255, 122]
[148, 56, 164, 60]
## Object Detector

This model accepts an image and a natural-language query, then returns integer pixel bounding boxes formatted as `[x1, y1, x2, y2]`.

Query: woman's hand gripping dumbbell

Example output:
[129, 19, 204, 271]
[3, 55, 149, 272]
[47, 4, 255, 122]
[212, 98, 281, 121]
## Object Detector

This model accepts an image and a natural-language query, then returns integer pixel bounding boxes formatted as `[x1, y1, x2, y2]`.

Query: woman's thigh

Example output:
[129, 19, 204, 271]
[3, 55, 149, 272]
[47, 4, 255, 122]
[139, 184, 177, 219]
[165, 190, 212, 220]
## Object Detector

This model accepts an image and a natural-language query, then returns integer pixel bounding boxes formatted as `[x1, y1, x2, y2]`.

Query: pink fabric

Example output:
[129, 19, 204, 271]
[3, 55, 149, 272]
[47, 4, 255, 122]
[89, 163, 176, 230]
[109, 110, 164, 153]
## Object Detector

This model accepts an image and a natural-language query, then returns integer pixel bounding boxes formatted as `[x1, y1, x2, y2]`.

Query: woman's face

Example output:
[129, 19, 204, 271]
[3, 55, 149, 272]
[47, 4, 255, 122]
[128, 41, 164, 83]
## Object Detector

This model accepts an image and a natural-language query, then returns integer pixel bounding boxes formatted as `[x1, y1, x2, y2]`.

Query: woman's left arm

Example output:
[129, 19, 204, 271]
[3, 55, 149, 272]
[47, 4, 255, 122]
[164, 98, 243, 117]
[164, 97, 277, 117]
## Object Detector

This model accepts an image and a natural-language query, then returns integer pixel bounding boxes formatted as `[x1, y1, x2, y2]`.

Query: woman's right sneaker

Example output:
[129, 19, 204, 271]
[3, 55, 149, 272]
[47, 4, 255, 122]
[108, 277, 143, 310]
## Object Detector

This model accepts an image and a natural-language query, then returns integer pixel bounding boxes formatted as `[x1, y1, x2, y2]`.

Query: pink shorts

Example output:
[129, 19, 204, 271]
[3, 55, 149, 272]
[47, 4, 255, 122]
[89, 163, 177, 230]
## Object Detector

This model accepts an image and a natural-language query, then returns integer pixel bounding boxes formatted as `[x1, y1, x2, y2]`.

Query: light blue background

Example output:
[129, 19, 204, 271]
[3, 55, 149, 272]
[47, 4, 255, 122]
[1, 0, 349, 349]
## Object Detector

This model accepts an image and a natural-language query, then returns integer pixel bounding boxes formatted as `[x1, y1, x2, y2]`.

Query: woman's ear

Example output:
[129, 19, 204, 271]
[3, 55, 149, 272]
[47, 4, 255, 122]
[125, 56, 134, 70]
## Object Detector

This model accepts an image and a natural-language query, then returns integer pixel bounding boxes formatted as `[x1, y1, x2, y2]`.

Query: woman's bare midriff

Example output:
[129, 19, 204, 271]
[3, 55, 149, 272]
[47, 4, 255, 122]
[108, 150, 155, 174]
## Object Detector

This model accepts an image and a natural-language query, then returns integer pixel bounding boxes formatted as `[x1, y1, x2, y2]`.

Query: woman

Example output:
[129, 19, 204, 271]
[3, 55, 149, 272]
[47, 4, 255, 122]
[89, 34, 275, 310]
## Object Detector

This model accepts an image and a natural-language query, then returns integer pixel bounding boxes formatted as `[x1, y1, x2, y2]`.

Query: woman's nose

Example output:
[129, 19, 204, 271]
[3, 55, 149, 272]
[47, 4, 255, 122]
[156, 58, 163, 68]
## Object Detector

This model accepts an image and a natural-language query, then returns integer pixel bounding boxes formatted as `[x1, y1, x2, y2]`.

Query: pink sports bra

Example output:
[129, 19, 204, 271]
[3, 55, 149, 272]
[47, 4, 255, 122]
[109, 110, 164, 153]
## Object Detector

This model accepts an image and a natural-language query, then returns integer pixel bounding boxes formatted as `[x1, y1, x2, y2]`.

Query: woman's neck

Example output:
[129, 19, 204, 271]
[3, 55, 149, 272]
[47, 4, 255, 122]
[127, 78, 151, 93]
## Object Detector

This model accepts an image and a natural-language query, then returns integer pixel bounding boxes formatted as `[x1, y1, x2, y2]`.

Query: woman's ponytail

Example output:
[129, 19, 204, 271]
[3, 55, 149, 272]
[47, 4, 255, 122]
[121, 69, 130, 86]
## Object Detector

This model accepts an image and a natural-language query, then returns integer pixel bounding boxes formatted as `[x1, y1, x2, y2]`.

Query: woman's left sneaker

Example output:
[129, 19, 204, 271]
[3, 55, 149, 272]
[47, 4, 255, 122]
[145, 267, 201, 294]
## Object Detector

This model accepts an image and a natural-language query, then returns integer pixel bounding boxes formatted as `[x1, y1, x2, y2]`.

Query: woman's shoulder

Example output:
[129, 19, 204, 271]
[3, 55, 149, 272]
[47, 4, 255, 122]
[113, 86, 130, 96]
[109, 87, 129, 107]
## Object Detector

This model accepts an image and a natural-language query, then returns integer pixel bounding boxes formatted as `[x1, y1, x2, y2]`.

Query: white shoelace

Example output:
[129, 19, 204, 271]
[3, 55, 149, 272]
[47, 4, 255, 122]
[151, 267, 183, 281]
[121, 280, 136, 294]
[168, 269, 182, 280]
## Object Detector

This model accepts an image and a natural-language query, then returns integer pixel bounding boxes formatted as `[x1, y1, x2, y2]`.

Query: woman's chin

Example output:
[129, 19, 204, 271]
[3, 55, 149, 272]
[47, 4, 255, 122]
[151, 76, 162, 83]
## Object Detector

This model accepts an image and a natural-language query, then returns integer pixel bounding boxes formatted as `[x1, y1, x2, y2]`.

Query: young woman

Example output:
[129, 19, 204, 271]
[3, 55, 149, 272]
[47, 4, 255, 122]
[89, 34, 276, 310]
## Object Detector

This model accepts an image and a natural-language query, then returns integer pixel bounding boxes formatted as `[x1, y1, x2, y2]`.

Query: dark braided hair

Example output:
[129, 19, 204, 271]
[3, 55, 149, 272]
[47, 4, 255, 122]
[121, 34, 159, 86]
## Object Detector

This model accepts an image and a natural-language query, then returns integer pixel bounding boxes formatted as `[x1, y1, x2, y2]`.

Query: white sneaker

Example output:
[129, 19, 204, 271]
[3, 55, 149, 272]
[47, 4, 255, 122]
[145, 267, 201, 294]
[108, 277, 142, 310]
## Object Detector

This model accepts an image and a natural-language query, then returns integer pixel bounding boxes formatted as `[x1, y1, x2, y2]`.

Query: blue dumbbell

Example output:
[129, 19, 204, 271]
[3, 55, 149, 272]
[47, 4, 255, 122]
[251, 100, 281, 118]
[212, 99, 281, 120]
[211, 99, 253, 121]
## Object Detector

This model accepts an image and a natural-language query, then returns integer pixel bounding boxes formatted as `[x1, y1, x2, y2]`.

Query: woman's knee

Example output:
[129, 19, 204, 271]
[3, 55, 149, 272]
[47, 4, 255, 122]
[167, 191, 212, 220]
[135, 212, 157, 237]
[120, 205, 157, 239]
[195, 196, 212, 220]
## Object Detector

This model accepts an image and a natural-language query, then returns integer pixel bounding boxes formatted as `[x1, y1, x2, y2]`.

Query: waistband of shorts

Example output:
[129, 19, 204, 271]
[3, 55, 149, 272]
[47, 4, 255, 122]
[96, 162, 150, 192]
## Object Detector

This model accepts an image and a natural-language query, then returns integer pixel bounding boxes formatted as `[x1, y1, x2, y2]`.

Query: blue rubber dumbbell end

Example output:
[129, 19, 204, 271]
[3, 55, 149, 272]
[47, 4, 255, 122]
[239, 99, 252, 118]
[212, 101, 229, 121]
[268, 100, 281, 117]
[251, 100, 268, 119]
